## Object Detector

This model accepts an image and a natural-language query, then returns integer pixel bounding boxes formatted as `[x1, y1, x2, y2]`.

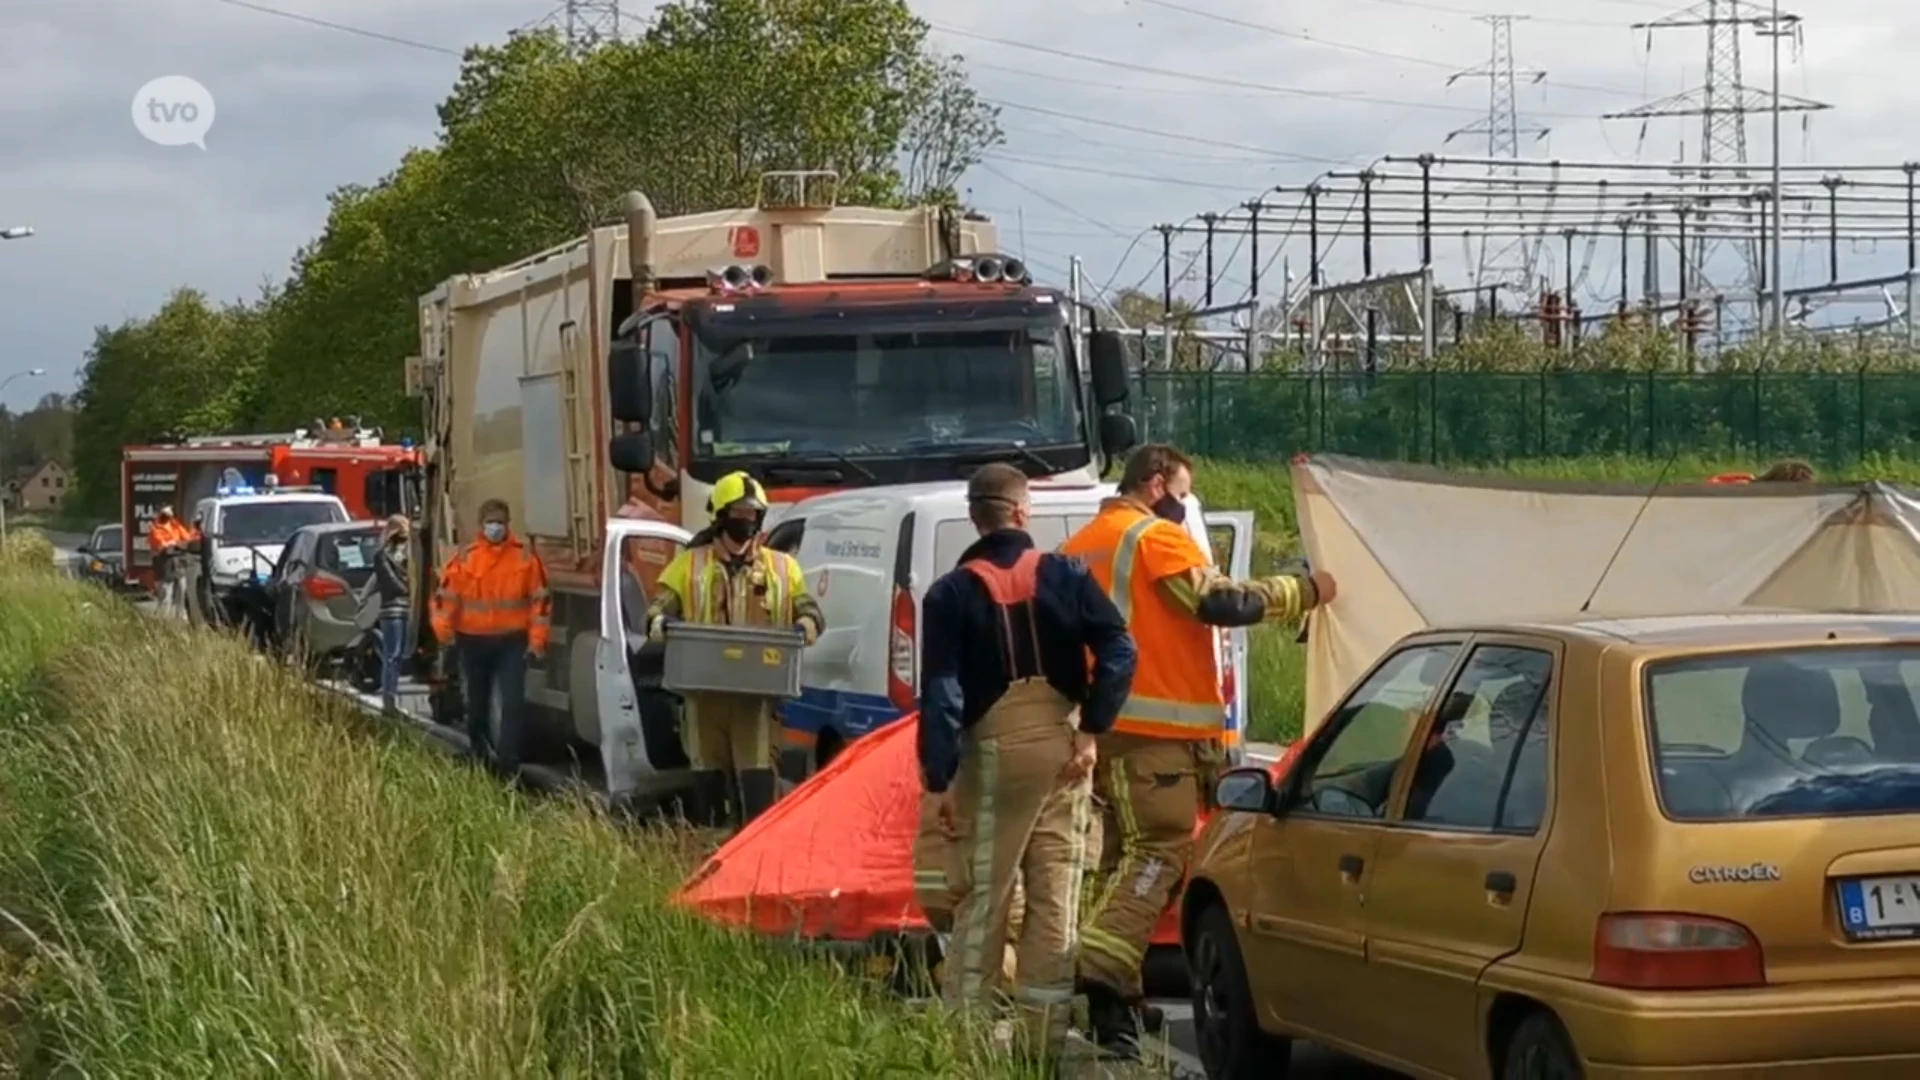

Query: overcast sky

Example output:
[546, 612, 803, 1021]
[0, 0, 1908, 409]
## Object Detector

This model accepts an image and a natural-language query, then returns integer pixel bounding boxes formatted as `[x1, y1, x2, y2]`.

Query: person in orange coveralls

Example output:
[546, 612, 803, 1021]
[430, 498, 550, 776]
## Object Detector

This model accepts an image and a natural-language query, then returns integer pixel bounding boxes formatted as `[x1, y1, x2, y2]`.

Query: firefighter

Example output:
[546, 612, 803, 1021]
[646, 471, 823, 829]
[1059, 443, 1335, 1054]
[147, 506, 194, 617]
[429, 498, 550, 777]
[919, 463, 1136, 1063]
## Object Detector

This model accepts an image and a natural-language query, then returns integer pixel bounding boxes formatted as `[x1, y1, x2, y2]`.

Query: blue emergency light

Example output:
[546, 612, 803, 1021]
[215, 482, 256, 497]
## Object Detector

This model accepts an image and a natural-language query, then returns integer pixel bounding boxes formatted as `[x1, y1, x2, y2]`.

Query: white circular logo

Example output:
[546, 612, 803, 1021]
[132, 76, 215, 148]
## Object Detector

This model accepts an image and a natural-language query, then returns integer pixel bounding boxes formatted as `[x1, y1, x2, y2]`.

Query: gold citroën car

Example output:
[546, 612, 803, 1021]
[1184, 614, 1920, 1079]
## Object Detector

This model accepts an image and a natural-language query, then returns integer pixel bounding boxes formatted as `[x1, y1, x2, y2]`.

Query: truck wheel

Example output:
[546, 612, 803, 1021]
[1502, 1011, 1581, 1079]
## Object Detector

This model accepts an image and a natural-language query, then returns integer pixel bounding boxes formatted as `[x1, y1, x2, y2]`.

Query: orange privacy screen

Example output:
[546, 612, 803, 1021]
[673, 714, 1294, 947]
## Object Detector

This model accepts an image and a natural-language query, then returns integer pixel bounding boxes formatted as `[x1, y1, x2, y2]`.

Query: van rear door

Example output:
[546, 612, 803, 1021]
[1205, 510, 1255, 759]
[597, 518, 693, 796]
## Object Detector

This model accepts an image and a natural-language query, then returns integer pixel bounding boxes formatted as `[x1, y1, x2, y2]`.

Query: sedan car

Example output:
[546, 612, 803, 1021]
[72, 523, 136, 592]
[1185, 613, 1920, 1079]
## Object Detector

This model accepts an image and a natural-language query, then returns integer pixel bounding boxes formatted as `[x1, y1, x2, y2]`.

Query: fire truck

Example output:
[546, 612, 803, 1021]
[406, 170, 1139, 797]
[121, 422, 421, 590]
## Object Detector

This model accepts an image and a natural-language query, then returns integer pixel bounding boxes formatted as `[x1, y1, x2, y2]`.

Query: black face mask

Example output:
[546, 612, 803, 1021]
[1152, 493, 1187, 525]
[719, 517, 758, 544]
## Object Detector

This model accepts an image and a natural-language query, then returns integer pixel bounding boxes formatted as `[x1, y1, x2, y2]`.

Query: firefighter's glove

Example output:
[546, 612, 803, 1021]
[647, 614, 678, 642]
[794, 616, 820, 646]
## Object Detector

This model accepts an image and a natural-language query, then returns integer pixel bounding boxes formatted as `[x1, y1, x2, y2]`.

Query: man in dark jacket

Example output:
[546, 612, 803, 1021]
[373, 515, 411, 715]
[918, 463, 1136, 1064]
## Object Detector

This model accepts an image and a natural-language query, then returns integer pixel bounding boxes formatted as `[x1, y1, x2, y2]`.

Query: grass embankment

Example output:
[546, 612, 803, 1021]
[1200, 453, 1920, 744]
[0, 535, 1022, 1077]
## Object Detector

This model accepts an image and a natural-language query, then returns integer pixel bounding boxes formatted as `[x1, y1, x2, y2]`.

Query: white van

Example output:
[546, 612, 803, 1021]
[764, 481, 1255, 776]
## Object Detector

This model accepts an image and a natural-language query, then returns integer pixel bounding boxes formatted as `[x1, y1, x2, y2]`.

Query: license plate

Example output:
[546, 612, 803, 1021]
[1837, 876, 1920, 939]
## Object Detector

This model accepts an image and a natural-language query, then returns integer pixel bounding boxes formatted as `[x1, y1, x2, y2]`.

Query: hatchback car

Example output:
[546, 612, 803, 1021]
[1185, 613, 1920, 1079]
[265, 521, 382, 665]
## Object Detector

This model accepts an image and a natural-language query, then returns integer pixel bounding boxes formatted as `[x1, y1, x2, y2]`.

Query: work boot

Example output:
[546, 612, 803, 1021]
[737, 768, 779, 826]
[685, 769, 731, 829]
[1132, 999, 1166, 1034]
[1076, 978, 1142, 1059]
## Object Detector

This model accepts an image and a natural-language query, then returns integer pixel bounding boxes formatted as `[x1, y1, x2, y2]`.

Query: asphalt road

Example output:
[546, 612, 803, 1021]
[1150, 1000, 1401, 1076]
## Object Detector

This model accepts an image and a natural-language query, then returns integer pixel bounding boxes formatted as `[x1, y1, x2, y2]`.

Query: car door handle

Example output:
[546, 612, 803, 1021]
[1338, 853, 1364, 876]
[1485, 870, 1517, 894]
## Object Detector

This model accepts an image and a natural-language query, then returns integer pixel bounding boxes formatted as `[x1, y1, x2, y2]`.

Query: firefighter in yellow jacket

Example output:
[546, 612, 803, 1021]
[647, 471, 824, 828]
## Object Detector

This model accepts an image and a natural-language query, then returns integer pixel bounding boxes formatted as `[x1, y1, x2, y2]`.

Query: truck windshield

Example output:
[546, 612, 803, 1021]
[221, 502, 345, 545]
[693, 316, 1082, 458]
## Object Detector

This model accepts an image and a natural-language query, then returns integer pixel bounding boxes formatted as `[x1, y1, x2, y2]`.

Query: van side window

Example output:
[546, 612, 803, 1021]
[766, 519, 804, 553]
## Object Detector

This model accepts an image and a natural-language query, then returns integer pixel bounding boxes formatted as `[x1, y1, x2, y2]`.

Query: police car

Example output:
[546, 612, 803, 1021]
[764, 480, 1256, 778]
[192, 475, 349, 619]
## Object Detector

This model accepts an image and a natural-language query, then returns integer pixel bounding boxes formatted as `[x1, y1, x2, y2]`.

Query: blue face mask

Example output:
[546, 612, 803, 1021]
[482, 522, 507, 543]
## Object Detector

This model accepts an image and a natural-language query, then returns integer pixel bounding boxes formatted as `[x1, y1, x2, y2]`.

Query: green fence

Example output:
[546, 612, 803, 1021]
[1135, 370, 1920, 464]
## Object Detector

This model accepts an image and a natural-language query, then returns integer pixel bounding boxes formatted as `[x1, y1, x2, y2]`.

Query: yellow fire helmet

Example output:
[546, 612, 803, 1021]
[707, 470, 769, 516]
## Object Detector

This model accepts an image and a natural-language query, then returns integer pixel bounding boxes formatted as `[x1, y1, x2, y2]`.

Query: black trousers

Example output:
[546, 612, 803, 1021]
[457, 632, 528, 774]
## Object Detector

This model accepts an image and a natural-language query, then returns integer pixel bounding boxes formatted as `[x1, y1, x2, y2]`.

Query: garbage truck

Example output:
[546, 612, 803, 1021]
[405, 170, 1140, 801]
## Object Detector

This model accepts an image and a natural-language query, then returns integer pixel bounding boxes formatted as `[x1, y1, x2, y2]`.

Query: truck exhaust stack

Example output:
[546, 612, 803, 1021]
[623, 190, 657, 309]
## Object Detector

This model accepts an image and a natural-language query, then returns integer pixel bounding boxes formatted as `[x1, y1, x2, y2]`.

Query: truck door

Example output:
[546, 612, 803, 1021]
[597, 518, 694, 796]
[1204, 510, 1255, 762]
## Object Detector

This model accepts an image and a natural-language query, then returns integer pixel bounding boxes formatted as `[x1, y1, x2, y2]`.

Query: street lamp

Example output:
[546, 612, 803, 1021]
[0, 227, 32, 240]
[0, 367, 49, 541]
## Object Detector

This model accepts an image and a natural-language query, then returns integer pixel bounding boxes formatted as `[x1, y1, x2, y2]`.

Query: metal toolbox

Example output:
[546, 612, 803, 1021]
[661, 622, 805, 698]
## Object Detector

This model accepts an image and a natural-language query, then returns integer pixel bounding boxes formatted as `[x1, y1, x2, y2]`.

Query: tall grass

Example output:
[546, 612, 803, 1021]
[0, 540, 1033, 1077]
[1200, 453, 1920, 743]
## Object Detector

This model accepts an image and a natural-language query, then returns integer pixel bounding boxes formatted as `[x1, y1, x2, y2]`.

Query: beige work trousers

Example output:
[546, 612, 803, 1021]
[942, 679, 1091, 1061]
[1077, 733, 1211, 999]
[915, 796, 1023, 986]
[684, 692, 774, 773]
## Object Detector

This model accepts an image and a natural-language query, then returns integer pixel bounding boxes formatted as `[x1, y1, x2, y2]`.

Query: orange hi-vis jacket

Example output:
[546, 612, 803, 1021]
[1059, 499, 1225, 741]
[430, 533, 552, 652]
[147, 518, 194, 553]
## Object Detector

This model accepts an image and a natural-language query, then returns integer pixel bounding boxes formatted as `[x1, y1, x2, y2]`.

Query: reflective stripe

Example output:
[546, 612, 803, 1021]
[1106, 515, 1161, 623]
[913, 869, 948, 889]
[1116, 692, 1227, 730]
[1013, 984, 1076, 1004]
[1080, 925, 1143, 967]
[459, 597, 534, 613]
[948, 740, 1000, 1005]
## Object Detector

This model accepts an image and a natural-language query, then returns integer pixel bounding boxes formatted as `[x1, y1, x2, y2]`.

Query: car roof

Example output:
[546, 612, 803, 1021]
[1427, 611, 1920, 652]
[297, 521, 379, 536]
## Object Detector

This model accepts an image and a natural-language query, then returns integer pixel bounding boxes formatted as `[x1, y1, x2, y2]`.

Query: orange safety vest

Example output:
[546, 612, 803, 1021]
[430, 534, 552, 650]
[148, 519, 188, 552]
[1059, 499, 1225, 741]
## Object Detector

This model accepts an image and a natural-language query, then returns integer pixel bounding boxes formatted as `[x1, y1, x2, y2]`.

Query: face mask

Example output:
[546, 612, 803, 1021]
[482, 522, 507, 543]
[1152, 493, 1187, 525]
[719, 517, 758, 544]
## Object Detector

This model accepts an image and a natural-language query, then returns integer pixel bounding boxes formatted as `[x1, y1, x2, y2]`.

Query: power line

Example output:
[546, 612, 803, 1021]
[972, 161, 1135, 239]
[987, 153, 1280, 191]
[987, 99, 1356, 163]
[934, 23, 1598, 117]
[1131, 0, 1646, 96]
[208, 0, 462, 52]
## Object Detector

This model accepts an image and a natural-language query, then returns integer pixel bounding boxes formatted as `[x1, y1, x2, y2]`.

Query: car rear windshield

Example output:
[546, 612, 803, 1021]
[317, 530, 381, 582]
[1646, 646, 1920, 821]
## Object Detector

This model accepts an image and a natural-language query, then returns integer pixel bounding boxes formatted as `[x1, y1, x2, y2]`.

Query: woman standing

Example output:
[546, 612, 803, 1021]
[374, 515, 412, 715]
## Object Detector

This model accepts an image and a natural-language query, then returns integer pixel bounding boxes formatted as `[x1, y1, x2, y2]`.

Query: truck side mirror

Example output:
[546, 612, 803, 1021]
[1088, 330, 1130, 407]
[1098, 412, 1137, 458]
[608, 338, 651, 423]
[608, 431, 655, 475]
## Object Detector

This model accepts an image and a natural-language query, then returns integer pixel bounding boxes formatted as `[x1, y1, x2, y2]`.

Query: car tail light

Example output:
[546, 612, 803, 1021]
[303, 575, 346, 601]
[1592, 913, 1765, 990]
[887, 585, 915, 710]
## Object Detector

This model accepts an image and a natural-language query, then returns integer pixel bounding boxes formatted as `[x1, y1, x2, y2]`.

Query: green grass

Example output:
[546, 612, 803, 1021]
[1202, 453, 1920, 744]
[0, 534, 1041, 1078]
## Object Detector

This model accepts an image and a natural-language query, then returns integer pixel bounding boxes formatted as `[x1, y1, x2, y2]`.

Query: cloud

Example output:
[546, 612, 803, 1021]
[0, 0, 1910, 412]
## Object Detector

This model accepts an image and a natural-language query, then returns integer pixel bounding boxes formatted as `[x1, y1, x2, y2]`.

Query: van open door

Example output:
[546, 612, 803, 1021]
[1204, 510, 1254, 763]
[597, 518, 693, 797]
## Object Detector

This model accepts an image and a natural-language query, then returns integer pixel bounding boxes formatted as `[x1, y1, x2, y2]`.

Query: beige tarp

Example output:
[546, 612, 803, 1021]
[1292, 454, 1920, 732]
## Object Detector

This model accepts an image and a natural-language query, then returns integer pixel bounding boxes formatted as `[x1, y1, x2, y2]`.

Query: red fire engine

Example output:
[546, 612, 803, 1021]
[121, 421, 420, 590]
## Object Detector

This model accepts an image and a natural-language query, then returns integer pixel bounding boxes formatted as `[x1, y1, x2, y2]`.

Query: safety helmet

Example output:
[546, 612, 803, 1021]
[707, 470, 769, 516]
